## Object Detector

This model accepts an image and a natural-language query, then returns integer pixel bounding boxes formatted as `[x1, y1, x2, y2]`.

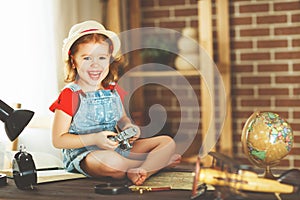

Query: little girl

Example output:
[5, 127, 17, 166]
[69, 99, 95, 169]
[50, 20, 180, 185]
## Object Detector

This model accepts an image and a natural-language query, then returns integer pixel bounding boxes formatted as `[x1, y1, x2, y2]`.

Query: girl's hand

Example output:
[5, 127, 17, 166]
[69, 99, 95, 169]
[122, 124, 141, 142]
[117, 114, 141, 141]
[94, 131, 119, 150]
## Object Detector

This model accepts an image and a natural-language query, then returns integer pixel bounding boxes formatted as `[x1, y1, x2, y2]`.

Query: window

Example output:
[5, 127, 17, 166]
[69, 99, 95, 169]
[0, 0, 57, 115]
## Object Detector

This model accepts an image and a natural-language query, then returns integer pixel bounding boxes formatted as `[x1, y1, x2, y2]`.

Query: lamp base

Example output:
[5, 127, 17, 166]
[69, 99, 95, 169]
[0, 173, 7, 186]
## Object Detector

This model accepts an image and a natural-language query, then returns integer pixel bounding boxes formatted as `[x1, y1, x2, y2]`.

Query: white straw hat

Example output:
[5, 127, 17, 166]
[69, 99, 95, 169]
[62, 20, 121, 61]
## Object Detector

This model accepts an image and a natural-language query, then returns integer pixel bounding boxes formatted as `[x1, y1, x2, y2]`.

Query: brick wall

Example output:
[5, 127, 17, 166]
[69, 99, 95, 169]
[141, 0, 198, 29]
[230, 0, 300, 168]
[137, 0, 300, 168]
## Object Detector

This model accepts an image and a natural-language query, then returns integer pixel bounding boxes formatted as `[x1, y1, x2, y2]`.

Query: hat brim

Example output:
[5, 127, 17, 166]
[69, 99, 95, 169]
[62, 29, 121, 61]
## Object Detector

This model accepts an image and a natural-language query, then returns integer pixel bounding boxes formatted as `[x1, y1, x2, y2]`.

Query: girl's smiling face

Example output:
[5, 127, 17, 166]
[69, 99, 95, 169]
[72, 41, 111, 91]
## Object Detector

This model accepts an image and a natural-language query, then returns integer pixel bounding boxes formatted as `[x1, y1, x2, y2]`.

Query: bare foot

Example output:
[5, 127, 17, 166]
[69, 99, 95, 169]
[167, 154, 182, 168]
[127, 168, 148, 186]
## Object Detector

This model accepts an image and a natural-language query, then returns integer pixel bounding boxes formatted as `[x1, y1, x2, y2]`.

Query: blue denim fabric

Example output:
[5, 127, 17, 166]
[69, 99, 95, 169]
[62, 83, 130, 177]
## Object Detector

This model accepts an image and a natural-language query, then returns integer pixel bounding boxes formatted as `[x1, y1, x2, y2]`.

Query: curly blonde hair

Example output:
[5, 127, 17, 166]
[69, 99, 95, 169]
[64, 33, 124, 88]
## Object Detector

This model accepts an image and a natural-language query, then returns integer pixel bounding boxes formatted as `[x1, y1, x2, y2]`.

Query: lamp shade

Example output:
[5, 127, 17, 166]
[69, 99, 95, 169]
[0, 99, 34, 141]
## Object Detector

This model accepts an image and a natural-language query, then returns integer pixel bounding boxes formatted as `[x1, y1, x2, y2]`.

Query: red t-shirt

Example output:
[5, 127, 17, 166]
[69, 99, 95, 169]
[49, 85, 127, 116]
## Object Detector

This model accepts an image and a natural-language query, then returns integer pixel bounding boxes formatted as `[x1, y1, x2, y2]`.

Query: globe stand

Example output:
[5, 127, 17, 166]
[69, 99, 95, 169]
[262, 166, 276, 179]
[241, 111, 294, 181]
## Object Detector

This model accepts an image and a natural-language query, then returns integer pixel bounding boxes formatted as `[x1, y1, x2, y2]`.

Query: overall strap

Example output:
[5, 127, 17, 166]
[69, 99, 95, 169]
[64, 83, 82, 92]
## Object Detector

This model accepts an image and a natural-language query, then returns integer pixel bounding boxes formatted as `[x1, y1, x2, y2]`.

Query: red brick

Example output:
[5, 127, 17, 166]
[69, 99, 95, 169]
[190, 20, 199, 28]
[232, 110, 254, 119]
[274, 1, 300, 11]
[258, 88, 289, 96]
[278, 159, 291, 167]
[294, 135, 300, 142]
[159, 0, 185, 6]
[168, 110, 182, 118]
[183, 76, 200, 84]
[257, 64, 288, 72]
[276, 75, 300, 84]
[233, 0, 252, 2]
[257, 40, 288, 48]
[290, 123, 300, 131]
[294, 88, 300, 95]
[295, 160, 300, 167]
[232, 65, 253, 73]
[143, 88, 158, 96]
[294, 112, 300, 119]
[240, 28, 269, 37]
[159, 21, 186, 29]
[141, 0, 155, 7]
[143, 10, 170, 19]
[231, 40, 253, 49]
[257, 15, 287, 24]
[292, 13, 300, 22]
[239, 4, 269, 13]
[141, 21, 156, 27]
[275, 26, 300, 35]
[241, 52, 270, 61]
[275, 51, 300, 60]
[292, 39, 300, 47]
[230, 17, 252, 26]
[233, 88, 254, 96]
[189, 0, 198, 5]
[241, 99, 271, 107]
[241, 76, 271, 84]
[276, 99, 300, 107]
[174, 8, 198, 17]
[293, 63, 300, 71]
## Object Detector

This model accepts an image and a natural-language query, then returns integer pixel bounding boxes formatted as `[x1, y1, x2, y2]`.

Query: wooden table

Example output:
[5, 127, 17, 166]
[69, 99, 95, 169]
[1, 176, 299, 200]
[1, 177, 193, 200]
[1, 163, 299, 200]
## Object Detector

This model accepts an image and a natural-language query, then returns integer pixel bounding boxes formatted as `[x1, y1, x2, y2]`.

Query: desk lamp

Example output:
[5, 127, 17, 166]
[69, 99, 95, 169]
[0, 99, 36, 189]
[0, 99, 34, 141]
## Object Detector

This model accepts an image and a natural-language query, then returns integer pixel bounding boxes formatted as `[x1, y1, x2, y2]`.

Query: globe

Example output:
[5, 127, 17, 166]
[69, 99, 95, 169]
[241, 111, 293, 178]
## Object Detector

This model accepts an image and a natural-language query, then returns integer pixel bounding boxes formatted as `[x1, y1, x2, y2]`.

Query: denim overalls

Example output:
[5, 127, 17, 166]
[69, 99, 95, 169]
[62, 83, 129, 176]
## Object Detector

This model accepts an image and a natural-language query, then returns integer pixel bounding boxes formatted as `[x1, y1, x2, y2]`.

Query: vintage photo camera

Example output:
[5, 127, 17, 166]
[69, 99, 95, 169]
[109, 127, 138, 150]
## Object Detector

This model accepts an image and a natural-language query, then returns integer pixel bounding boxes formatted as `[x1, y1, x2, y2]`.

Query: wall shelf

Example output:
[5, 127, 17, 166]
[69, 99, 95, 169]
[128, 70, 199, 77]
[127, 0, 232, 163]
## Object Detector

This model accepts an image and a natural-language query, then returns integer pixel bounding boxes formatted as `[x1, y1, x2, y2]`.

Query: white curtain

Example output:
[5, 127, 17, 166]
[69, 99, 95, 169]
[0, 0, 105, 115]
[0, 0, 57, 116]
